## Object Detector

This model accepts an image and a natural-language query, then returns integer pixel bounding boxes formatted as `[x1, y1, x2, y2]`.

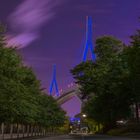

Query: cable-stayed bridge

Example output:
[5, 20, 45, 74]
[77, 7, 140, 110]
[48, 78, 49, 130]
[49, 16, 95, 104]
[56, 86, 82, 105]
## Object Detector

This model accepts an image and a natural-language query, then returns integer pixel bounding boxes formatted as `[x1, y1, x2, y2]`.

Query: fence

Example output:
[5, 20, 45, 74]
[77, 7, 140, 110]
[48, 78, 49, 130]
[0, 123, 57, 140]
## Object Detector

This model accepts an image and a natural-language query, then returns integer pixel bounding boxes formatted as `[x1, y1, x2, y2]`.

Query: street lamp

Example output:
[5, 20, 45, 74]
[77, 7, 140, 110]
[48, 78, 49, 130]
[82, 114, 87, 118]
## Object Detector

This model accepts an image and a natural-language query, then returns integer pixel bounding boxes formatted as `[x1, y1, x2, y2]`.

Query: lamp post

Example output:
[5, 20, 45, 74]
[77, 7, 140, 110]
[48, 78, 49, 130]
[81, 114, 88, 134]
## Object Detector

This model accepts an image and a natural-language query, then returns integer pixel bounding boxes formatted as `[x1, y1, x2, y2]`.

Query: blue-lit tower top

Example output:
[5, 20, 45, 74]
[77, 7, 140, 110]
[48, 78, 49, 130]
[49, 64, 59, 97]
[82, 16, 96, 62]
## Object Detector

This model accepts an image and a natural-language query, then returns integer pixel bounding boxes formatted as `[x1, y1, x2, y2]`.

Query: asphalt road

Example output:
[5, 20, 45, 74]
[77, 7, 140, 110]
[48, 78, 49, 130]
[34, 134, 137, 140]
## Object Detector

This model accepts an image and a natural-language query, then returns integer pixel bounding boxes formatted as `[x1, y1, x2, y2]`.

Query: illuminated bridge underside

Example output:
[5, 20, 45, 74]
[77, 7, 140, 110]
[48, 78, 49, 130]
[56, 88, 81, 105]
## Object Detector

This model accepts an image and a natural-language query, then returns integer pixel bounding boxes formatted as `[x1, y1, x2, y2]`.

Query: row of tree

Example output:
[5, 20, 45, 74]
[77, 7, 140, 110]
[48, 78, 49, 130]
[71, 26, 140, 131]
[0, 24, 66, 138]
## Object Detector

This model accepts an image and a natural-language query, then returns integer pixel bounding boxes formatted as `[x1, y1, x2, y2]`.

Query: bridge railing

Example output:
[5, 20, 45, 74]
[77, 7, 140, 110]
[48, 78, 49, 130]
[56, 87, 82, 105]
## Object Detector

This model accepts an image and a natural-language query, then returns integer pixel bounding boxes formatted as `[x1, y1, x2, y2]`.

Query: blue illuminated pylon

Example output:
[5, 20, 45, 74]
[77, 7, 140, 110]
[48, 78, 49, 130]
[49, 64, 59, 96]
[82, 16, 96, 62]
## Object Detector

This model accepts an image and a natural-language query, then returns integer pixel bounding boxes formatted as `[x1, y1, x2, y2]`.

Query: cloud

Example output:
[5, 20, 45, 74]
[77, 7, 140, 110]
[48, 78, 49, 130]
[7, 0, 63, 48]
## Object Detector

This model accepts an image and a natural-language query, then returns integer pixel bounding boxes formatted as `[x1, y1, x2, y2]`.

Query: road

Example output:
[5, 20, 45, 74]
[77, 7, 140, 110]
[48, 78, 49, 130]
[35, 134, 138, 140]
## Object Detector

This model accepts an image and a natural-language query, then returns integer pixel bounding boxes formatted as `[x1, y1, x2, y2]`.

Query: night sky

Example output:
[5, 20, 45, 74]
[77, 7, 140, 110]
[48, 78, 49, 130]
[0, 0, 140, 117]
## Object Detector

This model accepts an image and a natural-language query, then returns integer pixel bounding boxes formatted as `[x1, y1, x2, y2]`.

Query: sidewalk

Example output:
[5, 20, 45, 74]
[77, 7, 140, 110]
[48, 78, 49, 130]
[123, 133, 140, 139]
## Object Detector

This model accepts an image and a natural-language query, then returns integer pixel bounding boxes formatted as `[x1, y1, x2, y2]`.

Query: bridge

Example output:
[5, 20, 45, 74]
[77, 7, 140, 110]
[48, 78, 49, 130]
[56, 87, 82, 105]
[49, 16, 95, 105]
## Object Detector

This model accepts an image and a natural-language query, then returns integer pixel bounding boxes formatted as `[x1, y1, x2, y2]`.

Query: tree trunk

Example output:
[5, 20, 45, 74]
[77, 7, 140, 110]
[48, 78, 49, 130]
[34, 126, 37, 136]
[98, 123, 100, 131]
[39, 126, 41, 136]
[43, 128, 45, 136]
[31, 125, 33, 137]
[22, 124, 25, 138]
[38, 126, 39, 136]
[42, 128, 44, 136]
[27, 125, 30, 137]
[41, 128, 43, 136]
[36, 126, 38, 136]
[32, 125, 34, 137]
[10, 124, 13, 139]
[44, 129, 46, 136]
[38, 126, 40, 136]
[17, 123, 20, 139]
[135, 103, 139, 123]
[1, 123, 4, 140]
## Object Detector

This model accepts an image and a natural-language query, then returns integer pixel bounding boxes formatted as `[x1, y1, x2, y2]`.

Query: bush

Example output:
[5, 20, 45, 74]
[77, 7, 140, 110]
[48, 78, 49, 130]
[107, 128, 127, 135]
[107, 124, 140, 136]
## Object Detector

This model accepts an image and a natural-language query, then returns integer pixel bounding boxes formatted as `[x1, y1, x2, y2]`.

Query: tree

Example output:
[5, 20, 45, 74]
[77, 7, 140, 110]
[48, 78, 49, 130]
[37, 94, 66, 129]
[71, 36, 126, 98]
[124, 29, 140, 122]
[0, 24, 66, 136]
[71, 36, 132, 130]
[0, 48, 39, 124]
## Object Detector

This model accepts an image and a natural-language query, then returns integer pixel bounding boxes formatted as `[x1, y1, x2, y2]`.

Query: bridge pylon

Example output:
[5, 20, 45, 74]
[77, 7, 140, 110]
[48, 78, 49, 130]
[49, 64, 60, 97]
[82, 16, 96, 62]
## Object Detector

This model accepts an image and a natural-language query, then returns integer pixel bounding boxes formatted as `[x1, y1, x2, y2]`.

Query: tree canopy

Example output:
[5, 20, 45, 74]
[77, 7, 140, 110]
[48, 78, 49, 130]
[0, 24, 66, 129]
[71, 35, 139, 130]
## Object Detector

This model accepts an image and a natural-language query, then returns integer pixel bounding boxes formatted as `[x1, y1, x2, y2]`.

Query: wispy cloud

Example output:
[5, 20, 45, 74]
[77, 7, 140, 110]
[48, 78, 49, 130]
[7, 0, 63, 48]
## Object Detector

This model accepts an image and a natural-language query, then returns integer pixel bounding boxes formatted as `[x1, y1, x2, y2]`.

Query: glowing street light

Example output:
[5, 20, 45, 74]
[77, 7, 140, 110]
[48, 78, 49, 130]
[82, 114, 87, 118]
